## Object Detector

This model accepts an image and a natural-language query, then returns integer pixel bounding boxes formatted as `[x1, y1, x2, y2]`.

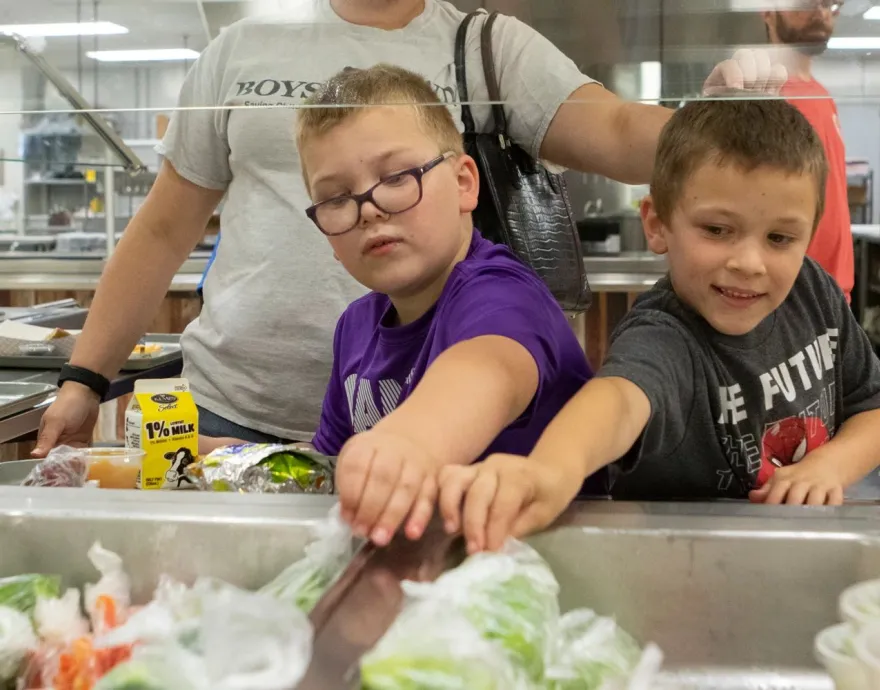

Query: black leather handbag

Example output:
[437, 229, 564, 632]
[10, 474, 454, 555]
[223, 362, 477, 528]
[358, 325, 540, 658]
[454, 11, 591, 313]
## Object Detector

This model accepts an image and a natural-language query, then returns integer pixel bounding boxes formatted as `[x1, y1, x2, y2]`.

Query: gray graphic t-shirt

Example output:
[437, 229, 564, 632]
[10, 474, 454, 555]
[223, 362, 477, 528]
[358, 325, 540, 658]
[598, 258, 880, 500]
[157, 0, 594, 438]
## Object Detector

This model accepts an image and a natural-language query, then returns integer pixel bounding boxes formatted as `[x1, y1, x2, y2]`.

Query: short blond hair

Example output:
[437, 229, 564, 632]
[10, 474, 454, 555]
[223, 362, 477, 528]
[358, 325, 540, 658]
[296, 64, 464, 192]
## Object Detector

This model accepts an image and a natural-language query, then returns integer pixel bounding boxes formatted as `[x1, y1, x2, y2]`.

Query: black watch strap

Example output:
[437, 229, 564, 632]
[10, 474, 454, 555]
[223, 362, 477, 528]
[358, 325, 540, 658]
[58, 364, 111, 400]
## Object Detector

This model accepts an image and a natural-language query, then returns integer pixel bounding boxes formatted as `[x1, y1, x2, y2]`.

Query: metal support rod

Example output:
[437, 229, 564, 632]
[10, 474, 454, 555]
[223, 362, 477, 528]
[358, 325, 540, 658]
[104, 148, 116, 257]
[0, 34, 146, 174]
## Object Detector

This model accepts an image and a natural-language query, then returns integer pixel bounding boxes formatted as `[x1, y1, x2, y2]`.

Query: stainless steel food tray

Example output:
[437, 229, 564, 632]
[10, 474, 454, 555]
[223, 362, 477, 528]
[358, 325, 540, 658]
[0, 458, 44, 485]
[302, 501, 880, 690]
[0, 333, 181, 371]
[0, 382, 56, 420]
[5, 489, 880, 689]
[0, 487, 338, 603]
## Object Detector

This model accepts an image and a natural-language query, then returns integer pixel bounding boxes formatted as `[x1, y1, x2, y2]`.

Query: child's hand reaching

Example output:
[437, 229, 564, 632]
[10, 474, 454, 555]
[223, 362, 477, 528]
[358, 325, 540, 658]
[749, 451, 845, 506]
[335, 429, 439, 547]
[438, 453, 581, 554]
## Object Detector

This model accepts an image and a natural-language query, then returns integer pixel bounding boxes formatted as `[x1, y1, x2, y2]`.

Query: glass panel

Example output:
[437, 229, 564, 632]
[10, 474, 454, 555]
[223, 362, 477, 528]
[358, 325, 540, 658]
[0, 0, 873, 258]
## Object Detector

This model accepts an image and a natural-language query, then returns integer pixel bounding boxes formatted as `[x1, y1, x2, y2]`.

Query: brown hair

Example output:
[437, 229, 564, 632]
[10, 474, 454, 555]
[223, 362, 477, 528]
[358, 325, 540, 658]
[296, 64, 464, 191]
[651, 97, 829, 230]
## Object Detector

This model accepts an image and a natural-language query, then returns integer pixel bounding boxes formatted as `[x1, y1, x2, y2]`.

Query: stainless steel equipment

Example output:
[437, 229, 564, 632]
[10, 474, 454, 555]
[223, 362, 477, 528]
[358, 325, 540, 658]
[0, 487, 336, 603]
[0, 333, 182, 371]
[2, 488, 880, 689]
[0, 382, 56, 419]
[301, 500, 880, 689]
[531, 502, 880, 689]
[0, 34, 145, 175]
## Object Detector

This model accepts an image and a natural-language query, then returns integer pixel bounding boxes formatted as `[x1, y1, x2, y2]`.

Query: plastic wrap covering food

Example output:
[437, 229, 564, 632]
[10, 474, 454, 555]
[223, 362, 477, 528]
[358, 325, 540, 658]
[93, 578, 313, 690]
[546, 610, 663, 690]
[0, 575, 60, 616]
[259, 505, 353, 612]
[20, 446, 88, 488]
[360, 599, 530, 690]
[401, 540, 560, 683]
[15, 542, 133, 690]
[0, 606, 37, 687]
[186, 444, 335, 494]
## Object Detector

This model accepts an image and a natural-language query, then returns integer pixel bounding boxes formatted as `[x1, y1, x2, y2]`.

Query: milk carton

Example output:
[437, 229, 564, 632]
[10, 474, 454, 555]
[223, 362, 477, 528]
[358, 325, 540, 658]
[125, 378, 198, 490]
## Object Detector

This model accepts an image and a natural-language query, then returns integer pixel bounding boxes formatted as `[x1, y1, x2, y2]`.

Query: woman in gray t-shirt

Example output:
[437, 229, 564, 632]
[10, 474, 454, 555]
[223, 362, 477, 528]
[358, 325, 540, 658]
[34, 0, 783, 455]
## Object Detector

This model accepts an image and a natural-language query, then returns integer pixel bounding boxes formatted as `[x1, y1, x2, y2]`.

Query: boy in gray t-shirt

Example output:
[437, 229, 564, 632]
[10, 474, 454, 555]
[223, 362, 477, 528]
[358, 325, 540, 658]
[438, 98, 880, 554]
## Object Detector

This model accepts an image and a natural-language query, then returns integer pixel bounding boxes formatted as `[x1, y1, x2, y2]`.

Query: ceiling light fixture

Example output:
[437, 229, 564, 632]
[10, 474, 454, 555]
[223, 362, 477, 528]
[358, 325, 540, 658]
[0, 22, 128, 38]
[828, 37, 880, 49]
[864, 6, 880, 19]
[86, 48, 201, 62]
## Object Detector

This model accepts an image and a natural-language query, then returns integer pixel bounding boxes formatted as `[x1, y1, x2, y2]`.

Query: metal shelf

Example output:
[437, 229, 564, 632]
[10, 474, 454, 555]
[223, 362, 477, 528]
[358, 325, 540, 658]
[24, 179, 98, 187]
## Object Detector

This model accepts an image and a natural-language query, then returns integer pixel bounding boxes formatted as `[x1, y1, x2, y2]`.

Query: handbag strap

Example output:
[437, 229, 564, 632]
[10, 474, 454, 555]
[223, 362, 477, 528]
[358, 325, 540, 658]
[454, 11, 481, 135]
[480, 12, 510, 139]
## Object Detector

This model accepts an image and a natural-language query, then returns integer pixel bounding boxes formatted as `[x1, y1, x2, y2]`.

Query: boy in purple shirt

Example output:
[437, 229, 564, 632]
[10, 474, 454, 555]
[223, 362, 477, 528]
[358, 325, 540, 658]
[296, 64, 591, 547]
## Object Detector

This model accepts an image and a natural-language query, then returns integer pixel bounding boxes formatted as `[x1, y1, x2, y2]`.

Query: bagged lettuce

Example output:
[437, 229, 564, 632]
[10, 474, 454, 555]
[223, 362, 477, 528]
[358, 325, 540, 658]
[401, 540, 559, 683]
[546, 610, 663, 690]
[0, 574, 61, 616]
[360, 599, 529, 690]
[259, 505, 352, 612]
[95, 579, 313, 690]
[0, 606, 37, 685]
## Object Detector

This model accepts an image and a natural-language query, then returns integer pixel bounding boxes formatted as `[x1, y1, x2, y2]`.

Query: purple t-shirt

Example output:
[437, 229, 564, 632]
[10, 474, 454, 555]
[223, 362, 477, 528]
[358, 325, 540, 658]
[312, 230, 592, 458]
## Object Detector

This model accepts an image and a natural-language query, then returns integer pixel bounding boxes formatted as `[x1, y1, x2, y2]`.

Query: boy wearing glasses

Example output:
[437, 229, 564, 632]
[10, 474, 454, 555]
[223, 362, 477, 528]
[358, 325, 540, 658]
[297, 64, 591, 547]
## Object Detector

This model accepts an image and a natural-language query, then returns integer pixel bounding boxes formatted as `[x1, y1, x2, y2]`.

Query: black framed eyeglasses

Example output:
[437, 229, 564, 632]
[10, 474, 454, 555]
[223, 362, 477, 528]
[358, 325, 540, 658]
[305, 151, 455, 237]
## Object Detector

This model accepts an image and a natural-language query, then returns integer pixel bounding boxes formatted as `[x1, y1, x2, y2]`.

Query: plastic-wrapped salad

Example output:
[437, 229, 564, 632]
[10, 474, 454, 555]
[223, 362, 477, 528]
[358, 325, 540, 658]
[402, 540, 560, 682]
[546, 609, 663, 690]
[259, 505, 353, 612]
[0, 506, 350, 690]
[0, 575, 61, 616]
[361, 539, 663, 690]
[360, 600, 529, 690]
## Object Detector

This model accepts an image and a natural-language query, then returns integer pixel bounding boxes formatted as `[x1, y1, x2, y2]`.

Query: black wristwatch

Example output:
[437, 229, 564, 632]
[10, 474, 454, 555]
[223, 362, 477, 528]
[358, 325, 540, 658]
[58, 364, 111, 400]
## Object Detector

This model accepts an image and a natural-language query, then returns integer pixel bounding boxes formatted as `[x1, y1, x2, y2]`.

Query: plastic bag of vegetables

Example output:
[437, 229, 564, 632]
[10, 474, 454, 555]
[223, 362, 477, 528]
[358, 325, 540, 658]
[401, 540, 559, 683]
[545, 609, 664, 690]
[360, 598, 529, 690]
[94, 580, 313, 690]
[0, 574, 60, 617]
[259, 505, 352, 612]
[21, 543, 134, 690]
[0, 606, 37, 687]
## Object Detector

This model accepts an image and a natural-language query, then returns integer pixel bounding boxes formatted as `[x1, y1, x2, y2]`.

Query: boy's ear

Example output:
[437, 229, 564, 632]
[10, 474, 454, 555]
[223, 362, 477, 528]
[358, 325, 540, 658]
[640, 195, 669, 255]
[456, 154, 480, 213]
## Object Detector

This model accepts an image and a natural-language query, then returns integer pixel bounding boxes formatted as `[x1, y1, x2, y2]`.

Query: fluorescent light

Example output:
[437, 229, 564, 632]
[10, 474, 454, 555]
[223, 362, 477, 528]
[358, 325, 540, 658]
[86, 48, 200, 63]
[0, 22, 128, 37]
[828, 37, 880, 50]
[865, 6, 880, 19]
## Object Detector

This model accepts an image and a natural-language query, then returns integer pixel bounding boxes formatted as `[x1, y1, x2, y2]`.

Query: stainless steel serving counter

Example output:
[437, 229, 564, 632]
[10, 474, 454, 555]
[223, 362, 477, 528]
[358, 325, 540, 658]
[1, 485, 879, 688]
[0, 303, 183, 443]
[0, 255, 208, 291]
[0, 252, 669, 293]
[0, 360, 183, 444]
[3, 223, 878, 295]
[583, 252, 667, 293]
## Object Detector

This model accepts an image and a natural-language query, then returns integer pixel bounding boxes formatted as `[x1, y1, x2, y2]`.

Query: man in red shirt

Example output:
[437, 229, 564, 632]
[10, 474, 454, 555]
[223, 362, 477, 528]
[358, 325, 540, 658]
[763, 1, 853, 300]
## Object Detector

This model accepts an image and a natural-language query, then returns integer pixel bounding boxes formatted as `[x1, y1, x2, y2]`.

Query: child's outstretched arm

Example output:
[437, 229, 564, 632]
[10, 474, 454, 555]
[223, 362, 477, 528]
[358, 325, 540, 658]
[439, 376, 651, 554]
[335, 334, 539, 547]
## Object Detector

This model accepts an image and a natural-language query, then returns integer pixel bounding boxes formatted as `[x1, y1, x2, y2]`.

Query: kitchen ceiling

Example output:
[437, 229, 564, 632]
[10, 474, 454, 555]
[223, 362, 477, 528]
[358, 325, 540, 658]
[1, 0, 880, 72]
